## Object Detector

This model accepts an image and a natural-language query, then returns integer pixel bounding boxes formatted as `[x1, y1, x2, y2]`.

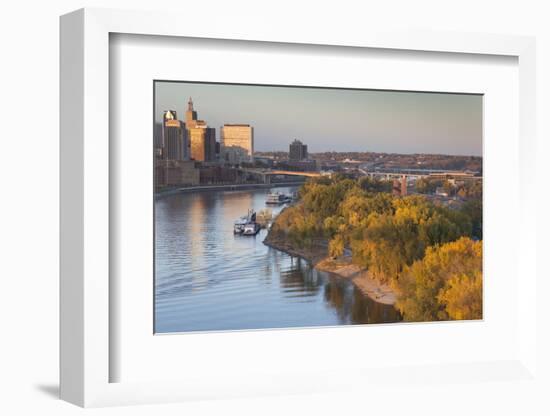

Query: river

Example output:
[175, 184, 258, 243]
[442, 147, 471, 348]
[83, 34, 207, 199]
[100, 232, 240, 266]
[155, 186, 400, 333]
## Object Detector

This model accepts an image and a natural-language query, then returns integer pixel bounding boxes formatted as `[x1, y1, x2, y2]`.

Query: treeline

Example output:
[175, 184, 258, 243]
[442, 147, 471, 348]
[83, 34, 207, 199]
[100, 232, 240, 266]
[269, 175, 482, 321]
[254, 151, 482, 173]
[416, 177, 482, 199]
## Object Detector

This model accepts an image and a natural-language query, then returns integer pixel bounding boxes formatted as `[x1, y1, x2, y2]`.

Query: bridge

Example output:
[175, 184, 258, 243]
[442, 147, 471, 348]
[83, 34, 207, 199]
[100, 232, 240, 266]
[267, 170, 321, 178]
[240, 168, 322, 184]
[240, 167, 480, 184]
[361, 169, 481, 181]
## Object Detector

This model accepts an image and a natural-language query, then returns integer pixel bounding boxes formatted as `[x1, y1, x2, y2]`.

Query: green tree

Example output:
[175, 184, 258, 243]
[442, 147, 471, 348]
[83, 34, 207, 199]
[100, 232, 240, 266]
[442, 180, 455, 196]
[460, 198, 482, 239]
[301, 179, 355, 220]
[358, 176, 392, 193]
[415, 178, 440, 194]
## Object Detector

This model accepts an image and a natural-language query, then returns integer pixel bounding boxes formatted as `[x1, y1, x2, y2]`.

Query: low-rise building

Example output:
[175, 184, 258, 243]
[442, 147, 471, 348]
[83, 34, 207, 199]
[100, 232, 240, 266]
[277, 159, 317, 172]
[199, 166, 239, 185]
[155, 159, 199, 189]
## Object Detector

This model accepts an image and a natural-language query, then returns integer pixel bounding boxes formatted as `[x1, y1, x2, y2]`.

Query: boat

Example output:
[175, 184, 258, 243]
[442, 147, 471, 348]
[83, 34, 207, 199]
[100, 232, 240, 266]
[265, 191, 291, 205]
[233, 216, 248, 234]
[234, 209, 259, 235]
[242, 221, 261, 236]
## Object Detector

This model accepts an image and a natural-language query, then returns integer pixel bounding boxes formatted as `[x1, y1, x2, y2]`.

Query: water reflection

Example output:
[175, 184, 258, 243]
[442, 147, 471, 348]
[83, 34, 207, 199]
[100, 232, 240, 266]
[279, 258, 322, 298]
[324, 279, 402, 324]
[155, 188, 401, 333]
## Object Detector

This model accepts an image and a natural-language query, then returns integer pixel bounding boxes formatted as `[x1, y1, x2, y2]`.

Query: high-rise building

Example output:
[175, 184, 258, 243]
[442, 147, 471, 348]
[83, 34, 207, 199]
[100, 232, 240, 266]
[162, 110, 189, 160]
[154, 121, 163, 159]
[185, 97, 198, 127]
[220, 124, 254, 164]
[289, 139, 308, 161]
[206, 128, 216, 161]
[189, 125, 216, 162]
[184, 98, 217, 162]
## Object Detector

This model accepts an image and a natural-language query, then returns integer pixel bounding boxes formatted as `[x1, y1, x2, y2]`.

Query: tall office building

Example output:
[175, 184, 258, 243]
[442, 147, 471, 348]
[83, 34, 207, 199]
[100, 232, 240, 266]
[154, 121, 163, 159]
[205, 128, 216, 161]
[185, 97, 198, 127]
[162, 110, 189, 160]
[185, 98, 217, 162]
[289, 139, 308, 161]
[189, 126, 216, 162]
[220, 124, 254, 164]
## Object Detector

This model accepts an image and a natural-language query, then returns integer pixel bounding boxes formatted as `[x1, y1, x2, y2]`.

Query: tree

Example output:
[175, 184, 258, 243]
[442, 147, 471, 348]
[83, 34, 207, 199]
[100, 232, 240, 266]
[442, 180, 455, 196]
[415, 178, 440, 194]
[301, 179, 355, 221]
[338, 189, 394, 228]
[395, 237, 482, 322]
[346, 195, 471, 284]
[438, 271, 482, 320]
[358, 176, 392, 193]
[460, 198, 482, 239]
[268, 176, 480, 320]
[328, 234, 345, 258]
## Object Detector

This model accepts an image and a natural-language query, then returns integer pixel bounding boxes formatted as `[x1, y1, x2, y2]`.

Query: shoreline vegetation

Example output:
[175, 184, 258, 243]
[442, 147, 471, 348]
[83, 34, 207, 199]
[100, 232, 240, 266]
[263, 235, 397, 305]
[263, 175, 483, 322]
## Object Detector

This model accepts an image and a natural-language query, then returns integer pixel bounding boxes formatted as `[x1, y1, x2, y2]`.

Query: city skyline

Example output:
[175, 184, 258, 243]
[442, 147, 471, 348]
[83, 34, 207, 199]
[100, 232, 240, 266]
[155, 81, 483, 157]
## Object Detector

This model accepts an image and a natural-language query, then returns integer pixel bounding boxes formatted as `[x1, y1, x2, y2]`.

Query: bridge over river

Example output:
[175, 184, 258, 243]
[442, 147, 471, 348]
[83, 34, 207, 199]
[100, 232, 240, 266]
[241, 168, 322, 184]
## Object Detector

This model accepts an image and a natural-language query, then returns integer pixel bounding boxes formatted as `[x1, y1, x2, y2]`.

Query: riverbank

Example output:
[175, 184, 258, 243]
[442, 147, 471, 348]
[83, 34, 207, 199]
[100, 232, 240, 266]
[155, 181, 304, 198]
[263, 234, 397, 305]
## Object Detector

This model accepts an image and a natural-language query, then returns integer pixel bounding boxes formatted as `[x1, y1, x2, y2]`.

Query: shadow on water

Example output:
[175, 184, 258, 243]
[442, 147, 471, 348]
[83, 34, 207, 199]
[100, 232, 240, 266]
[323, 272, 402, 325]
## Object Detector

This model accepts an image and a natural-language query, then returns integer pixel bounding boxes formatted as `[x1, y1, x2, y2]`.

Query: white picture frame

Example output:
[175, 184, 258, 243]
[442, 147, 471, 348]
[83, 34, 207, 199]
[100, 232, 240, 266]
[60, 7, 538, 408]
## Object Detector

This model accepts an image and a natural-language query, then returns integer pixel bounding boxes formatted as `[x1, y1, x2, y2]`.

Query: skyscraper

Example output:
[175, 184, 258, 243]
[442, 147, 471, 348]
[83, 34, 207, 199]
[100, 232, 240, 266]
[185, 98, 216, 162]
[189, 126, 216, 162]
[220, 124, 254, 164]
[289, 139, 308, 161]
[162, 110, 189, 160]
[185, 97, 198, 127]
[154, 121, 163, 159]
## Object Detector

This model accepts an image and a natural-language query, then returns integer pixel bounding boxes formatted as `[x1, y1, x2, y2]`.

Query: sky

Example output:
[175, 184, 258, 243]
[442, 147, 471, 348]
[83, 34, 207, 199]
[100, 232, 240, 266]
[154, 81, 482, 156]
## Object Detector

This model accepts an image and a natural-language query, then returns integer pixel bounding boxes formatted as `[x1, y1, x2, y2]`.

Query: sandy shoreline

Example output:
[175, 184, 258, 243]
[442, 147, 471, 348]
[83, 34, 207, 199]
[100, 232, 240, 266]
[263, 236, 397, 305]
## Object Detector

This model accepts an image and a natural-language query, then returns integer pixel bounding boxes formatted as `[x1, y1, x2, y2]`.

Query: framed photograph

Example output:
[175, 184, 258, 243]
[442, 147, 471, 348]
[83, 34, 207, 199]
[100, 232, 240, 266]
[60, 8, 539, 408]
[152, 81, 482, 334]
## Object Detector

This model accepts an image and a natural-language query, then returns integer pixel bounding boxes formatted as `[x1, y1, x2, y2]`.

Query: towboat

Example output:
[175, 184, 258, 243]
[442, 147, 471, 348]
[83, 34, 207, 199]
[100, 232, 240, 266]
[243, 221, 261, 236]
[266, 191, 291, 205]
[233, 216, 248, 234]
[234, 209, 259, 235]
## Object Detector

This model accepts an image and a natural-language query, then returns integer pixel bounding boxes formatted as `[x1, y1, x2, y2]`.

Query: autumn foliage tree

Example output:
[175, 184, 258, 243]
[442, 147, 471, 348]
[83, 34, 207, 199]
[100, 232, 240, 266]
[438, 270, 482, 320]
[268, 176, 482, 322]
[395, 237, 482, 321]
[350, 196, 471, 283]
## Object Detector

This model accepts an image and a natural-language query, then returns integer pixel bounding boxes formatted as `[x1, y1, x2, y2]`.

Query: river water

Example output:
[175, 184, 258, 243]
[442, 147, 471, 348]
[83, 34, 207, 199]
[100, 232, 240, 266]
[155, 186, 400, 333]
